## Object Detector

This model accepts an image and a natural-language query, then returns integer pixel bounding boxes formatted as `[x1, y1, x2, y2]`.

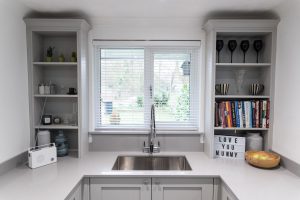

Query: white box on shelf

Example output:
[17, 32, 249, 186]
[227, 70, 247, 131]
[214, 135, 245, 159]
[28, 143, 57, 169]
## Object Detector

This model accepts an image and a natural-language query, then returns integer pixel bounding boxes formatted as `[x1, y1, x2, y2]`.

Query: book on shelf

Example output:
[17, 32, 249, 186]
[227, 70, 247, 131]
[214, 100, 270, 129]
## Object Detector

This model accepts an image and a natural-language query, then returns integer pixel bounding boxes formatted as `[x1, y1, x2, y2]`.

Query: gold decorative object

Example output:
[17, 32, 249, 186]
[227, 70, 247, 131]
[245, 151, 280, 169]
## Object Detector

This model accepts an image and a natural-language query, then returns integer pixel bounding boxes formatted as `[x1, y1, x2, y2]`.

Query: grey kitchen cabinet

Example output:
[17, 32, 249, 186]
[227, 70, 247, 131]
[220, 182, 238, 200]
[152, 177, 214, 200]
[66, 182, 82, 200]
[90, 177, 214, 200]
[90, 177, 151, 200]
[214, 179, 238, 200]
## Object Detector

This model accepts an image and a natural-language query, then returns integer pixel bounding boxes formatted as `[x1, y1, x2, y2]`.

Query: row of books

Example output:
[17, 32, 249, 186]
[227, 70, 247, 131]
[215, 100, 270, 128]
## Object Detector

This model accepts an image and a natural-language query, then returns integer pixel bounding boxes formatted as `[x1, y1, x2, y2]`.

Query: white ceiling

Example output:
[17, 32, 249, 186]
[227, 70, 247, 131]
[19, 0, 284, 19]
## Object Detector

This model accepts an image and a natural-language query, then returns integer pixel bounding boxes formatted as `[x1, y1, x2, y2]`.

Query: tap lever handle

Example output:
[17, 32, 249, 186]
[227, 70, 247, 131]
[158, 141, 160, 147]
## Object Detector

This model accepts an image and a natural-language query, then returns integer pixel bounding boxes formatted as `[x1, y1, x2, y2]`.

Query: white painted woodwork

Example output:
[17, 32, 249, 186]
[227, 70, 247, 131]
[152, 178, 214, 200]
[25, 19, 90, 157]
[0, 0, 30, 164]
[203, 20, 278, 158]
[90, 178, 151, 200]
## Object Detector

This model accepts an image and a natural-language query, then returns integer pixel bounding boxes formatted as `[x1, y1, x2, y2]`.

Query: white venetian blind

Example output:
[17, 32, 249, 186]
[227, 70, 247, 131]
[152, 49, 199, 130]
[94, 43, 201, 131]
[95, 48, 145, 128]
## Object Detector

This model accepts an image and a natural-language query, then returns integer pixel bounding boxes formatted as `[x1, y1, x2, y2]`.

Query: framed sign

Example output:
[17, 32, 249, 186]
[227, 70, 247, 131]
[214, 135, 245, 159]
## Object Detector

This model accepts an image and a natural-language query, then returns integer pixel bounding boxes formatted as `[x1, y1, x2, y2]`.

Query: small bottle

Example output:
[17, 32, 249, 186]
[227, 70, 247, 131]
[38, 84, 45, 94]
[44, 84, 50, 94]
[50, 84, 56, 94]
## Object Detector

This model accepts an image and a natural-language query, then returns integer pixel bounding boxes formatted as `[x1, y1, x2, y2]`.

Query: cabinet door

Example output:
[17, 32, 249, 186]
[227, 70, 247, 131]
[220, 183, 238, 200]
[66, 182, 82, 200]
[90, 177, 151, 200]
[152, 178, 214, 200]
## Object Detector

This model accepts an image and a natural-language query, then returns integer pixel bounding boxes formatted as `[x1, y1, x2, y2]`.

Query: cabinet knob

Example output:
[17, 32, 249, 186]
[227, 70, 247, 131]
[143, 180, 149, 185]
[143, 179, 150, 190]
[154, 180, 161, 191]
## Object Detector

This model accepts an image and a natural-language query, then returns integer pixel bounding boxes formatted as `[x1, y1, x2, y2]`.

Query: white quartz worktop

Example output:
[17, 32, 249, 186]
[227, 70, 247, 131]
[0, 152, 299, 200]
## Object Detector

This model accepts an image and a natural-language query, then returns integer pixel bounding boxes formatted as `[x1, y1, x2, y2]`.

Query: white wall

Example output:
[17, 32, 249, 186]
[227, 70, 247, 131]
[273, 0, 300, 164]
[90, 18, 204, 40]
[0, 0, 30, 163]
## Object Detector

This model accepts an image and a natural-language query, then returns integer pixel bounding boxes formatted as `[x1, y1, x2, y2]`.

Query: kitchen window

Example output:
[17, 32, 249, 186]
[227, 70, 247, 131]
[93, 41, 201, 132]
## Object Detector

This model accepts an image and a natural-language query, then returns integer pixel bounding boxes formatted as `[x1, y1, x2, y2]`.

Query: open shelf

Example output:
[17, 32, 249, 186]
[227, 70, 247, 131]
[214, 127, 268, 131]
[216, 63, 271, 68]
[35, 125, 78, 129]
[33, 62, 77, 66]
[34, 94, 78, 98]
[215, 95, 270, 99]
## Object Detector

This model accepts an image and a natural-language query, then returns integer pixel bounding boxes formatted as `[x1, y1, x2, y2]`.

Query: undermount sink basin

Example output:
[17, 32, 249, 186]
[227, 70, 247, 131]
[112, 155, 192, 170]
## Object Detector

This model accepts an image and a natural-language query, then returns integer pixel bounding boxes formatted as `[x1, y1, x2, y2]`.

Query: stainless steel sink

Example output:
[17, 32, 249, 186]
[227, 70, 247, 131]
[112, 155, 192, 170]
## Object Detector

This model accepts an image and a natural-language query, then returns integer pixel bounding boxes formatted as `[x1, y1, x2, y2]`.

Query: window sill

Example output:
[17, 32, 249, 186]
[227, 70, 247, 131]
[89, 130, 204, 135]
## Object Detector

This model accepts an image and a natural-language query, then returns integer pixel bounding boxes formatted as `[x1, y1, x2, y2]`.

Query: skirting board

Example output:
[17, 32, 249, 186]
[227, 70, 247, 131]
[0, 151, 27, 176]
[272, 150, 300, 177]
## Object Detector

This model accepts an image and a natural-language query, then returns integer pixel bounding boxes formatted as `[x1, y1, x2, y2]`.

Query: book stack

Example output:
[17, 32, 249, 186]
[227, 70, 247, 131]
[215, 100, 270, 128]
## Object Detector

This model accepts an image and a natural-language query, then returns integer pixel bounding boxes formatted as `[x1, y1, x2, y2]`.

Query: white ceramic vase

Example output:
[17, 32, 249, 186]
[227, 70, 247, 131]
[246, 132, 263, 151]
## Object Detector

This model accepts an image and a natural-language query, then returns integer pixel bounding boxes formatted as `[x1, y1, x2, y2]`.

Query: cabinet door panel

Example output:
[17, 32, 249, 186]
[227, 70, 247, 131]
[221, 183, 238, 200]
[153, 178, 213, 200]
[90, 177, 151, 200]
[66, 182, 82, 200]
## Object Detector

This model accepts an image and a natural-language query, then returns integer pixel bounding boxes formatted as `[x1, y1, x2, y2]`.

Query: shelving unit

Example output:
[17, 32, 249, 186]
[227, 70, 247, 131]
[215, 95, 270, 99]
[204, 20, 278, 158]
[25, 19, 90, 158]
[34, 94, 78, 98]
[33, 62, 78, 66]
[35, 125, 79, 129]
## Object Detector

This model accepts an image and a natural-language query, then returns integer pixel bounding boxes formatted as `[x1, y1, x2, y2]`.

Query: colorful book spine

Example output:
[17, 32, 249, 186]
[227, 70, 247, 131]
[235, 101, 240, 128]
[241, 101, 246, 128]
[262, 100, 267, 128]
[231, 101, 236, 127]
[215, 102, 219, 127]
[225, 101, 233, 128]
[251, 101, 256, 128]
[244, 101, 251, 128]
[221, 102, 226, 128]
[255, 100, 260, 128]
[266, 100, 270, 128]
[259, 101, 263, 128]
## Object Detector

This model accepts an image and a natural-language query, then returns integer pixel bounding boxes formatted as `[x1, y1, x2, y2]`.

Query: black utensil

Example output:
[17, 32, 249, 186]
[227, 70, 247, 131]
[216, 40, 224, 63]
[253, 40, 263, 63]
[240, 40, 250, 63]
[228, 40, 237, 63]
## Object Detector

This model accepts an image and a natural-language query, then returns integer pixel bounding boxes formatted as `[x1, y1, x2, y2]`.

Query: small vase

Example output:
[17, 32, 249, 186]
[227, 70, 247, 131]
[234, 69, 247, 94]
[71, 57, 77, 62]
[58, 56, 65, 62]
[246, 132, 263, 151]
[46, 57, 52, 62]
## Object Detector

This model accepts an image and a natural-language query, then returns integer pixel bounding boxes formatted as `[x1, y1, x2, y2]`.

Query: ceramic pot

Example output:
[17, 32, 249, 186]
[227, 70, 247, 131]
[215, 83, 229, 95]
[71, 56, 77, 62]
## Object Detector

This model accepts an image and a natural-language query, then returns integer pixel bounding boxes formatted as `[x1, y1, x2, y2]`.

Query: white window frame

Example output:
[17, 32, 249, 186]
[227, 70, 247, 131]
[91, 40, 203, 134]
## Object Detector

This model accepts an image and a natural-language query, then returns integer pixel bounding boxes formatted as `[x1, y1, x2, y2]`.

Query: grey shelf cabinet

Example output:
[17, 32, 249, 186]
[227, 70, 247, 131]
[204, 19, 279, 158]
[25, 19, 90, 157]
